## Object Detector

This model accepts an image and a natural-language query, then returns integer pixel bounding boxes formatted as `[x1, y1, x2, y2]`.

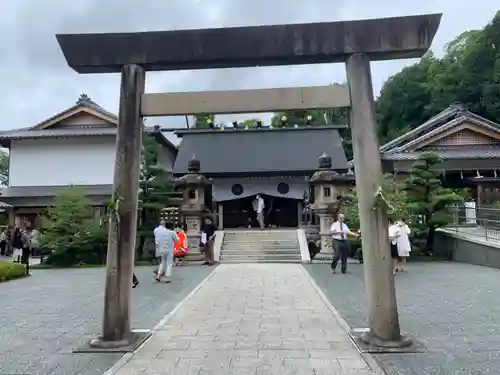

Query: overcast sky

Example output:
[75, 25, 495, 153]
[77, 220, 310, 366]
[0, 0, 498, 133]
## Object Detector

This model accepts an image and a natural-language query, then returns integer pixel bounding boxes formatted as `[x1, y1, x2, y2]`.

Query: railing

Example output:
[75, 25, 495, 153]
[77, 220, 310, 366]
[446, 205, 500, 242]
[300, 210, 320, 227]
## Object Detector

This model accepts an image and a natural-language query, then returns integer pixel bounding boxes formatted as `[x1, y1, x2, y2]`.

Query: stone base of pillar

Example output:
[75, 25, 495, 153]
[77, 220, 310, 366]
[311, 234, 334, 262]
[349, 328, 424, 354]
[73, 330, 151, 353]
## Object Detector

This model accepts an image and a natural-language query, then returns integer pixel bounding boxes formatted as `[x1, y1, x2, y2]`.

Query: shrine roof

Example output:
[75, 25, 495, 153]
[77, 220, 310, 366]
[172, 125, 348, 176]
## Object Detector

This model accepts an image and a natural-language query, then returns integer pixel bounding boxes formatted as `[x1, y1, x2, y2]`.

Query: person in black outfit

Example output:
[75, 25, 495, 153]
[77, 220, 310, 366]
[11, 228, 23, 263]
[132, 273, 139, 288]
[21, 229, 31, 276]
[0, 229, 7, 256]
[201, 217, 217, 266]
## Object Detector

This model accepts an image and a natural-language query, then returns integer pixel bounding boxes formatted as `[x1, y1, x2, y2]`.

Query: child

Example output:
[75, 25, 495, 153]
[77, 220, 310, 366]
[174, 223, 188, 266]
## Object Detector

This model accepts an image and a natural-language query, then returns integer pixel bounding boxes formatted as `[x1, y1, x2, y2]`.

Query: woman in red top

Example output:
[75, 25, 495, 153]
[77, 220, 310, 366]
[174, 223, 188, 266]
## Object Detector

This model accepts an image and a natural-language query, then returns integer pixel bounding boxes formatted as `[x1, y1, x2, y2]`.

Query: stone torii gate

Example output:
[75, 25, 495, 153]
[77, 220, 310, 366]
[57, 14, 441, 352]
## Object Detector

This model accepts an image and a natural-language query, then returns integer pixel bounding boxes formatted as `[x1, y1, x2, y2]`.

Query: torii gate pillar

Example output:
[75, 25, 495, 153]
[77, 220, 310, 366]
[57, 13, 441, 352]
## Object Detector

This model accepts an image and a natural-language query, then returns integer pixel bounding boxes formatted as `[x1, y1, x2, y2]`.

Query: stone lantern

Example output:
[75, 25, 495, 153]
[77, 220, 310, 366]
[309, 152, 354, 259]
[174, 155, 212, 253]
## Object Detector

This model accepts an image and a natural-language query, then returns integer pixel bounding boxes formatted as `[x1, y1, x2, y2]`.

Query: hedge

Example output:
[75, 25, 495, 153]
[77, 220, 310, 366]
[0, 261, 27, 282]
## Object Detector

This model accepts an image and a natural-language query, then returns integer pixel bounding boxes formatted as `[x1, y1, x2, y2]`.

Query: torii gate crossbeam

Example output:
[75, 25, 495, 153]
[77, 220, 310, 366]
[58, 13, 442, 353]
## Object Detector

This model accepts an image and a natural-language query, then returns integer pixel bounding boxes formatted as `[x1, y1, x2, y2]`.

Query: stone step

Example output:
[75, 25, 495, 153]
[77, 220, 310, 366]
[222, 249, 300, 255]
[220, 259, 302, 264]
[222, 241, 299, 249]
[223, 233, 296, 238]
[223, 237, 297, 242]
[220, 254, 301, 261]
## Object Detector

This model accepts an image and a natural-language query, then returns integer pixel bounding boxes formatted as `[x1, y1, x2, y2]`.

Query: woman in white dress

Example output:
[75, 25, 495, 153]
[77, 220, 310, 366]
[396, 219, 411, 272]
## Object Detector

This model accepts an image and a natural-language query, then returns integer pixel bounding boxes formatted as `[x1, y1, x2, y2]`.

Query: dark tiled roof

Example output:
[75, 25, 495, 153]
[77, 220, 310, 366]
[0, 126, 177, 151]
[382, 149, 500, 161]
[173, 126, 348, 175]
[0, 184, 113, 198]
[0, 127, 118, 140]
[380, 103, 500, 153]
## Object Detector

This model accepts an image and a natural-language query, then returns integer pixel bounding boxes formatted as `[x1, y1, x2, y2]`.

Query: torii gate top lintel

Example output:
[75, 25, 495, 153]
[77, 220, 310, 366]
[56, 13, 441, 74]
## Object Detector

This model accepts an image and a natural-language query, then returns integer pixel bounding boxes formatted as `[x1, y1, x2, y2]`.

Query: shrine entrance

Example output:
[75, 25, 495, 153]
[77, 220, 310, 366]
[222, 195, 300, 229]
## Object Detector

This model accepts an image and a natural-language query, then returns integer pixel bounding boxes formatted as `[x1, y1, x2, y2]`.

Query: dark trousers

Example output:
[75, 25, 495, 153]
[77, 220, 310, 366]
[132, 273, 138, 284]
[22, 247, 30, 275]
[331, 239, 349, 273]
[0, 241, 6, 255]
[204, 239, 214, 264]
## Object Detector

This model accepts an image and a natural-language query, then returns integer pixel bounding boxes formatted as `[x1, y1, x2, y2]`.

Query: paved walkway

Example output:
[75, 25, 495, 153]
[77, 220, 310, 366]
[305, 261, 500, 375]
[0, 265, 213, 375]
[116, 264, 377, 375]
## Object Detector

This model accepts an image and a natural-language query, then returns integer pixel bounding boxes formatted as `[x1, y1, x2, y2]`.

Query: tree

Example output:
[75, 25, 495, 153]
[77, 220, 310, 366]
[137, 135, 176, 259]
[341, 173, 409, 231]
[340, 174, 408, 261]
[376, 11, 500, 144]
[238, 118, 262, 128]
[405, 152, 463, 255]
[194, 113, 216, 128]
[0, 151, 8, 186]
[376, 52, 440, 145]
[39, 187, 108, 266]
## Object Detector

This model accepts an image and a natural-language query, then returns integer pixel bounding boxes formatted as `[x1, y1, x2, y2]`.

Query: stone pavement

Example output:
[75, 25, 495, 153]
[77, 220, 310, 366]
[305, 262, 500, 375]
[0, 265, 213, 375]
[115, 263, 378, 375]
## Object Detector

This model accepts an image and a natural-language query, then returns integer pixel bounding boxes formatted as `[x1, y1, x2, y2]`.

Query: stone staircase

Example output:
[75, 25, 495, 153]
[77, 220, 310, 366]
[220, 229, 301, 263]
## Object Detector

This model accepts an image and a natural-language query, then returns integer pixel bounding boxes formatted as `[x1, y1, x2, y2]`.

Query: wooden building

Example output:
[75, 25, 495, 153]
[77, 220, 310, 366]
[172, 125, 351, 229]
[0, 94, 177, 228]
[379, 103, 500, 205]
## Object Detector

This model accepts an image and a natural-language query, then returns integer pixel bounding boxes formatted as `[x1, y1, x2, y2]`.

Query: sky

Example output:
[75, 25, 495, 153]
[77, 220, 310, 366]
[0, 0, 498, 138]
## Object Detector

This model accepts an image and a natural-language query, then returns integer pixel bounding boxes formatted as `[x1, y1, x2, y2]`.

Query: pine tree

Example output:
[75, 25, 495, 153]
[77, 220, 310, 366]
[405, 152, 463, 255]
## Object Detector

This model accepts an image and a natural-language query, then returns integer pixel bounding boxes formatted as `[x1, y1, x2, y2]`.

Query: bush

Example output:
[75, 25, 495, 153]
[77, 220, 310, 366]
[0, 261, 26, 282]
[39, 187, 109, 267]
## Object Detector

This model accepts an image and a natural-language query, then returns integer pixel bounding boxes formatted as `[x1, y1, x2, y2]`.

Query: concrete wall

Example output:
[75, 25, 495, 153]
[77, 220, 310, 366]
[434, 229, 500, 269]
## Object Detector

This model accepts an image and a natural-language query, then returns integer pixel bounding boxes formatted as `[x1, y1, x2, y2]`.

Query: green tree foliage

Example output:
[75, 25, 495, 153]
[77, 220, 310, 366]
[238, 118, 263, 128]
[137, 135, 176, 258]
[341, 173, 409, 231]
[39, 187, 108, 266]
[194, 113, 216, 128]
[0, 151, 8, 186]
[405, 152, 463, 255]
[377, 11, 500, 144]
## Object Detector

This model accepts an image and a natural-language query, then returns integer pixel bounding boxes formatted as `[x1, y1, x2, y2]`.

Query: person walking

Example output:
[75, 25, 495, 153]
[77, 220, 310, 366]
[201, 217, 217, 266]
[396, 218, 412, 272]
[155, 220, 179, 283]
[0, 229, 7, 256]
[174, 223, 188, 266]
[11, 228, 23, 263]
[253, 194, 265, 229]
[21, 229, 31, 276]
[388, 218, 400, 276]
[330, 213, 359, 274]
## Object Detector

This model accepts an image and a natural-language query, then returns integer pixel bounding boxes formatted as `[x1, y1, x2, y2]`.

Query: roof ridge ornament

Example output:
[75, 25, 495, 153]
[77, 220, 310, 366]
[76, 93, 94, 105]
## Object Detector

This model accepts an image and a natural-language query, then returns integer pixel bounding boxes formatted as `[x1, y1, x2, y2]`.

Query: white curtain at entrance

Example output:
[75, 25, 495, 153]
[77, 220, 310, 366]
[212, 178, 308, 202]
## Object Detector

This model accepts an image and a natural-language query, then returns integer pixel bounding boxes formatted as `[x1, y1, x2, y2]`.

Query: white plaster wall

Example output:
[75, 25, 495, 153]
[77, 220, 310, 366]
[9, 137, 116, 187]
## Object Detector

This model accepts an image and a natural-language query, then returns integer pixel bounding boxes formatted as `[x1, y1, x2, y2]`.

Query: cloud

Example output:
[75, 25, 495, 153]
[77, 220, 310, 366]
[0, 0, 497, 130]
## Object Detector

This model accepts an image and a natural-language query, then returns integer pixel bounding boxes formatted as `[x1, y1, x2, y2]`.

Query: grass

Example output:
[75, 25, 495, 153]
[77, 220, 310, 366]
[0, 261, 27, 282]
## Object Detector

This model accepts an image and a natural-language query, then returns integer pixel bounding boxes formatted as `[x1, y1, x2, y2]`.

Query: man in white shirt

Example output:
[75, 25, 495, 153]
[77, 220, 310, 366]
[254, 195, 265, 229]
[330, 213, 359, 274]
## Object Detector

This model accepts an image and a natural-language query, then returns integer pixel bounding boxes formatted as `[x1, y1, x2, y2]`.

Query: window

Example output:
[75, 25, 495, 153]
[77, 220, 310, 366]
[277, 183, 290, 195]
[323, 187, 331, 197]
[188, 189, 196, 199]
[231, 184, 244, 196]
